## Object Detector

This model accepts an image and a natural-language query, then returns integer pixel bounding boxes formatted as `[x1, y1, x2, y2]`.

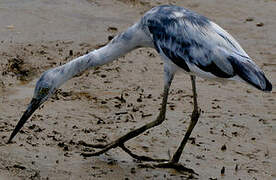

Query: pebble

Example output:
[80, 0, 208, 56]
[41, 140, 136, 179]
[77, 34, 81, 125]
[221, 166, 225, 175]
[221, 144, 227, 151]
[256, 22, 264, 27]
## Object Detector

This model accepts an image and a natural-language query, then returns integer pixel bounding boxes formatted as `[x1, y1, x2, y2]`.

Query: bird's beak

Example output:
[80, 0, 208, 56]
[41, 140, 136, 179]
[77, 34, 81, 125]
[7, 98, 41, 143]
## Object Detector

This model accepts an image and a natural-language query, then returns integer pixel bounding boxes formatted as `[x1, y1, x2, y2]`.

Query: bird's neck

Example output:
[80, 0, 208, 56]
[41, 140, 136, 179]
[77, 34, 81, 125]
[55, 22, 152, 87]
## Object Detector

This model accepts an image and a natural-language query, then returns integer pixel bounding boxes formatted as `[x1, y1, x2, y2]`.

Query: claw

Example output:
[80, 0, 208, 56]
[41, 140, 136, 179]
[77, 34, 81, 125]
[78, 140, 107, 148]
[154, 162, 198, 175]
[81, 152, 97, 157]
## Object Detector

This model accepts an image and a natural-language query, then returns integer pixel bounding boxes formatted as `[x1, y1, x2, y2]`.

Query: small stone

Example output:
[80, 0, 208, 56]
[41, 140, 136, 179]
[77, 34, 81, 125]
[256, 22, 264, 27]
[190, 137, 196, 144]
[221, 144, 227, 151]
[245, 17, 254, 22]
[137, 96, 142, 102]
[107, 26, 118, 32]
[63, 146, 69, 151]
[108, 35, 114, 41]
[130, 167, 136, 174]
[221, 166, 225, 175]
[13, 164, 26, 170]
[69, 50, 73, 56]
[101, 100, 107, 104]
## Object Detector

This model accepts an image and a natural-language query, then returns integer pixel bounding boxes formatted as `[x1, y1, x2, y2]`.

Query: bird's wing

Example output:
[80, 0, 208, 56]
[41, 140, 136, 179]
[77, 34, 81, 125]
[143, 6, 271, 91]
[144, 6, 252, 79]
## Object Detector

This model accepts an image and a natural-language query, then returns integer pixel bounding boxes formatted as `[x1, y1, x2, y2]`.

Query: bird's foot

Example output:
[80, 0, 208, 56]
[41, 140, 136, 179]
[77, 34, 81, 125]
[80, 140, 167, 162]
[79, 140, 113, 157]
[155, 161, 198, 175]
[139, 161, 198, 176]
[119, 144, 168, 162]
[78, 140, 107, 149]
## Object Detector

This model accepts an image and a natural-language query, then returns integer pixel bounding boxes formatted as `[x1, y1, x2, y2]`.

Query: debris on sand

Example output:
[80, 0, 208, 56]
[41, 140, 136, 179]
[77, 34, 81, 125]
[221, 166, 225, 175]
[245, 17, 254, 22]
[221, 144, 227, 151]
[3, 56, 36, 82]
[256, 22, 264, 27]
[107, 26, 118, 33]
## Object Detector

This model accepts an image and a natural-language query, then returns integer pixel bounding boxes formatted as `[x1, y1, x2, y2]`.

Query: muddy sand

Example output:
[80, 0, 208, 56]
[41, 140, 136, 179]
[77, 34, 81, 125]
[0, 0, 275, 179]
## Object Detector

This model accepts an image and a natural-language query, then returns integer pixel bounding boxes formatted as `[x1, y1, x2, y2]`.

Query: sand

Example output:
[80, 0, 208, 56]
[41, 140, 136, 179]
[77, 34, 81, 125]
[0, 0, 275, 179]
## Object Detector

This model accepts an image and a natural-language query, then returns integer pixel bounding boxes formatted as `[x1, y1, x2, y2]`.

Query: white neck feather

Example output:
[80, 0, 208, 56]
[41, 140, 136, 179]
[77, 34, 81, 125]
[54, 22, 152, 87]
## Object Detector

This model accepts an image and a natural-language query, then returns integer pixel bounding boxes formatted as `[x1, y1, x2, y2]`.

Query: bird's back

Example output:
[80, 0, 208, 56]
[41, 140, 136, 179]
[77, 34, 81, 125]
[140, 5, 272, 91]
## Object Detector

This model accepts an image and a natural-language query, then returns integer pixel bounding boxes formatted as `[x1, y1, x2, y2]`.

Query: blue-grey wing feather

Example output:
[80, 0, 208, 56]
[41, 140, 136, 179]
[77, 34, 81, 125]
[142, 5, 272, 91]
[143, 5, 247, 78]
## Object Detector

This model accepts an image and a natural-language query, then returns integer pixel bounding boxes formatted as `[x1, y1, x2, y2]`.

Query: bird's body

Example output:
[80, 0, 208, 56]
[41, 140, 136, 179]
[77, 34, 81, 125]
[8, 5, 272, 172]
[40, 5, 271, 94]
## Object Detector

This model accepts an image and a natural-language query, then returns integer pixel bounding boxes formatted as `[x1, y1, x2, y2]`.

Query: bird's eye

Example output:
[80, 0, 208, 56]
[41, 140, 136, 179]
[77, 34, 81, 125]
[39, 87, 50, 95]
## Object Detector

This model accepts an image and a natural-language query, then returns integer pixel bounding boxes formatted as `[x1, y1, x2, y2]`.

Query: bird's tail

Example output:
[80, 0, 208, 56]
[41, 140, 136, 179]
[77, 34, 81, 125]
[228, 55, 272, 92]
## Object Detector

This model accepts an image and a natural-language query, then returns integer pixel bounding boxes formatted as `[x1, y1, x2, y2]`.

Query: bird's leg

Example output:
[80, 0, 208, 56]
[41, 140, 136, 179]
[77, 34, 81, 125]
[153, 75, 200, 174]
[81, 71, 174, 161]
[170, 75, 200, 163]
[118, 144, 167, 162]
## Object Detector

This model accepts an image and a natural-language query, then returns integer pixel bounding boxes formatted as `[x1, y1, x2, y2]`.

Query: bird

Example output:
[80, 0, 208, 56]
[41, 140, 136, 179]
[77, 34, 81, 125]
[8, 5, 272, 170]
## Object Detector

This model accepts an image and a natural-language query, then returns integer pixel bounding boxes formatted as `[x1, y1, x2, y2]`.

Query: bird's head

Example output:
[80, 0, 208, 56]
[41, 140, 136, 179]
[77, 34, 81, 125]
[8, 69, 58, 143]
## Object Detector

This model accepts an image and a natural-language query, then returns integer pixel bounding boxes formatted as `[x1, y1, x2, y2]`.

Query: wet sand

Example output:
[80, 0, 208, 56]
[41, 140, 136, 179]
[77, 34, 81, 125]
[0, 0, 275, 179]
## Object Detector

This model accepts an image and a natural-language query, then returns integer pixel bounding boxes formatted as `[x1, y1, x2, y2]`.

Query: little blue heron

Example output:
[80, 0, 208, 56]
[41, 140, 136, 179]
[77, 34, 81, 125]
[8, 5, 272, 172]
